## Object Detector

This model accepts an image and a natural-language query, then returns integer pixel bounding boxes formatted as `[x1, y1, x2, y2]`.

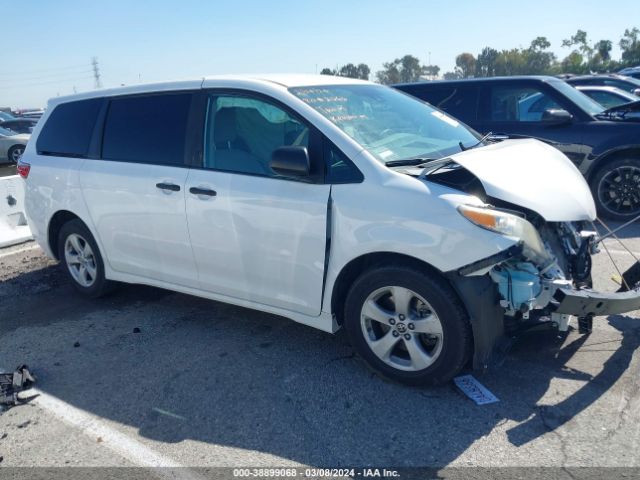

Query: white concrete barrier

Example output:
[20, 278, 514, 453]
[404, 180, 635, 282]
[0, 175, 32, 248]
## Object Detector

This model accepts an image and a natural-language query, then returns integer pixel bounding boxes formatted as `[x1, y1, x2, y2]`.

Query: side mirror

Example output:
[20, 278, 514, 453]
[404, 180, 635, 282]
[270, 146, 310, 177]
[542, 108, 573, 125]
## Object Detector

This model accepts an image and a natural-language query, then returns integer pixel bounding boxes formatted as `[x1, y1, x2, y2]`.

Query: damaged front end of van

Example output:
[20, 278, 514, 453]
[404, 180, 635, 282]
[425, 139, 640, 369]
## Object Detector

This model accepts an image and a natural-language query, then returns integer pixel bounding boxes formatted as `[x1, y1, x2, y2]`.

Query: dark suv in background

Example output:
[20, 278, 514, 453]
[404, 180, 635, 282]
[395, 76, 640, 221]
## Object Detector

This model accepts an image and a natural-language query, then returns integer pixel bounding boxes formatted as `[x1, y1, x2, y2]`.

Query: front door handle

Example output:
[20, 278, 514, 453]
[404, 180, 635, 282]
[189, 187, 217, 197]
[156, 182, 181, 192]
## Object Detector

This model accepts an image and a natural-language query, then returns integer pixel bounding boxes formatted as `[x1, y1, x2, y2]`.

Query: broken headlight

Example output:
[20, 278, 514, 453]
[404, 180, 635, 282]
[457, 205, 552, 266]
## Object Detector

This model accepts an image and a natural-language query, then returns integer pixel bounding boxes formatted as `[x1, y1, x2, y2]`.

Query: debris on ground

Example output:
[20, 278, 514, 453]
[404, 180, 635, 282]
[453, 374, 499, 405]
[0, 365, 35, 409]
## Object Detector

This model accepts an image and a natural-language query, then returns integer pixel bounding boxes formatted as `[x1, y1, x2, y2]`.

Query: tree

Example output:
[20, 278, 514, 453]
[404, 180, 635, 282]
[455, 53, 476, 78]
[561, 51, 584, 73]
[376, 61, 401, 85]
[494, 48, 527, 75]
[356, 63, 371, 80]
[475, 47, 499, 77]
[562, 29, 594, 61]
[338, 63, 359, 79]
[620, 27, 640, 66]
[524, 37, 556, 74]
[443, 71, 462, 80]
[594, 39, 612, 61]
[375, 55, 427, 84]
[423, 64, 440, 79]
[320, 63, 370, 80]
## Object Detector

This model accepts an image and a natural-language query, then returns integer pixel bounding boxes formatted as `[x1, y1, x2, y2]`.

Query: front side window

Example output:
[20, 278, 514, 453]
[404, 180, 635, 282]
[204, 94, 310, 177]
[489, 86, 561, 122]
[102, 93, 191, 165]
[290, 84, 479, 164]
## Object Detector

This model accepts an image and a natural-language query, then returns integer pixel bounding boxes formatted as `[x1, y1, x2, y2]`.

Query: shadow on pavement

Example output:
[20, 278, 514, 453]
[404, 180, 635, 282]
[2, 263, 640, 467]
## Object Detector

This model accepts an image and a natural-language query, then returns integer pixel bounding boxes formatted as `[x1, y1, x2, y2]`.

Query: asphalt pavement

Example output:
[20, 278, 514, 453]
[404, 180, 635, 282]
[1, 222, 639, 474]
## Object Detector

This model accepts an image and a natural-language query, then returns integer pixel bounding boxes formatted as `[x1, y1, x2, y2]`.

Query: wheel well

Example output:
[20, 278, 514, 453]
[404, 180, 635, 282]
[330, 252, 450, 325]
[588, 148, 640, 183]
[48, 210, 81, 260]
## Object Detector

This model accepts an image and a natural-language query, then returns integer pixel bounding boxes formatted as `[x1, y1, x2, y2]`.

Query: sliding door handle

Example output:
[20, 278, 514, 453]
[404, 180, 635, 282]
[189, 187, 217, 197]
[156, 182, 181, 192]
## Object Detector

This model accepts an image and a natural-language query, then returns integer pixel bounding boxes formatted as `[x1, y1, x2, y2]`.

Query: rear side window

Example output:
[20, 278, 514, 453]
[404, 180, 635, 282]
[102, 93, 191, 166]
[36, 98, 102, 157]
[412, 86, 478, 121]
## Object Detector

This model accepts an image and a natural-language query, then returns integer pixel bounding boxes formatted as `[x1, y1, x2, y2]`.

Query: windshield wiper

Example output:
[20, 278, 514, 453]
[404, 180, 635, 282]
[458, 132, 493, 152]
[385, 157, 438, 167]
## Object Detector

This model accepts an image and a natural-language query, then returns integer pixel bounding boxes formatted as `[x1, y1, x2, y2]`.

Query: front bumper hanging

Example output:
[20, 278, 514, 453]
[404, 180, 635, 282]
[553, 287, 640, 317]
[553, 262, 640, 317]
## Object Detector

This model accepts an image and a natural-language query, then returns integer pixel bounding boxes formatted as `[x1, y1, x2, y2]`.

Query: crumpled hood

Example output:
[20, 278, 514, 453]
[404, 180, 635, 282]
[446, 138, 596, 222]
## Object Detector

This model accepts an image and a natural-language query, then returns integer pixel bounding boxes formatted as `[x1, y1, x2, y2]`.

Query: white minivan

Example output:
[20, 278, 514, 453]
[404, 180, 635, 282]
[20, 75, 640, 385]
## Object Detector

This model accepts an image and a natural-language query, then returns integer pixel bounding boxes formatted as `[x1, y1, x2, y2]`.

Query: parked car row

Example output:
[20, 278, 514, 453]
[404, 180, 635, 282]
[18, 74, 640, 385]
[395, 75, 640, 221]
[0, 110, 36, 164]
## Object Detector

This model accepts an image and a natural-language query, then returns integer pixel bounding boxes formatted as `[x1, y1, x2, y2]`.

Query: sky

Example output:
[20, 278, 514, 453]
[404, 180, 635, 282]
[1, 0, 638, 107]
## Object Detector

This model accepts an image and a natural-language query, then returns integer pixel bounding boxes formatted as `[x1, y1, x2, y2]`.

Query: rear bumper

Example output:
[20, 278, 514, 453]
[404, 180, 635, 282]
[553, 287, 640, 317]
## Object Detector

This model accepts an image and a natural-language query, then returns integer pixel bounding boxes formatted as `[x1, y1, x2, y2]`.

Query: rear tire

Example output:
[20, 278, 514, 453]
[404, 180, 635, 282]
[591, 158, 640, 221]
[343, 265, 472, 386]
[57, 219, 115, 298]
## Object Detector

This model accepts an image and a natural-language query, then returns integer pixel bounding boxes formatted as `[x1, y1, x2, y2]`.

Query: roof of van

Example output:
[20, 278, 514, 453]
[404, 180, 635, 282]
[394, 75, 563, 88]
[47, 74, 369, 105]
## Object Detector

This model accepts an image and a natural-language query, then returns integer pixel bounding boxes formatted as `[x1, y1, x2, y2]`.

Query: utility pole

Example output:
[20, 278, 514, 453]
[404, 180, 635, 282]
[92, 57, 102, 89]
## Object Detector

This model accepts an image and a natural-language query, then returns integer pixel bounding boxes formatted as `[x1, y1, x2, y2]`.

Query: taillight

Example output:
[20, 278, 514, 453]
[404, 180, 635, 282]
[17, 162, 30, 179]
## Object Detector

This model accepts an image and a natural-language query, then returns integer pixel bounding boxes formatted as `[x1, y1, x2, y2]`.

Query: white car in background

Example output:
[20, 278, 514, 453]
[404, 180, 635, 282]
[0, 126, 29, 164]
[575, 85, 640, 109]
[18, 75, 640, 385]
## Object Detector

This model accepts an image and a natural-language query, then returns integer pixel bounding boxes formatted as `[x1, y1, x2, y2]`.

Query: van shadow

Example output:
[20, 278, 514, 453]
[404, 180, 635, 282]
[3, 264, 640, 467]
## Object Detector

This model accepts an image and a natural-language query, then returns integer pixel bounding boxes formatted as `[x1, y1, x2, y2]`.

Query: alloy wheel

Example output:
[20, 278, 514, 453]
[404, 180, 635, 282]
[597, 165, 640, 217]
[64, 233, 98, 288]
[360, 286, 444, 372]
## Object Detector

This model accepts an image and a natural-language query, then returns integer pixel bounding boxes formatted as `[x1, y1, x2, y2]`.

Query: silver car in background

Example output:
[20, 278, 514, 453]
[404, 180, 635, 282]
[0, 126, 29, 164]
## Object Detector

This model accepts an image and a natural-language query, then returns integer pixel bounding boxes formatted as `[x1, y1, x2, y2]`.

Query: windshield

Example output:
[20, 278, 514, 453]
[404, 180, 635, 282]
[0, 126, 16, 136]
[550, 80, 605, 116]
[289, 84, 480, 163]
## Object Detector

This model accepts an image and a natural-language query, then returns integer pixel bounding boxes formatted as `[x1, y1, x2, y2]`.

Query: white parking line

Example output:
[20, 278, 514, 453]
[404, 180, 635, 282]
[0, 243, 40, 259]
[18, 386, 205, 479]
[601, 248, 640, 257]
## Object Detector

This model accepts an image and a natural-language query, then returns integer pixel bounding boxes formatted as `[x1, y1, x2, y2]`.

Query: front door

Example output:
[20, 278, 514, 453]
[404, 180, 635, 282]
[185, 92, 330, 316]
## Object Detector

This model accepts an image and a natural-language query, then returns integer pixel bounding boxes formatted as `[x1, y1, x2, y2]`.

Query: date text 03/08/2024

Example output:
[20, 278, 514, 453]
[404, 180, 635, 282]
[232, 468, 401, 477]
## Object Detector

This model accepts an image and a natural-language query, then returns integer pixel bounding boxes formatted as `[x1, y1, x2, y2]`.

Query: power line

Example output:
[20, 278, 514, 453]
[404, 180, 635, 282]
[0, 64, 91, 78]
[0, 70, 93, 84]
[0, 76, 94, 89]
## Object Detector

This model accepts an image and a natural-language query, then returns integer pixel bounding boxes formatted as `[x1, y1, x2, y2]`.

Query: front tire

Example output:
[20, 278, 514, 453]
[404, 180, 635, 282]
[57, 219, 114, 298]
[343, 266, 472, 386]
[591, 158, 640, 221]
